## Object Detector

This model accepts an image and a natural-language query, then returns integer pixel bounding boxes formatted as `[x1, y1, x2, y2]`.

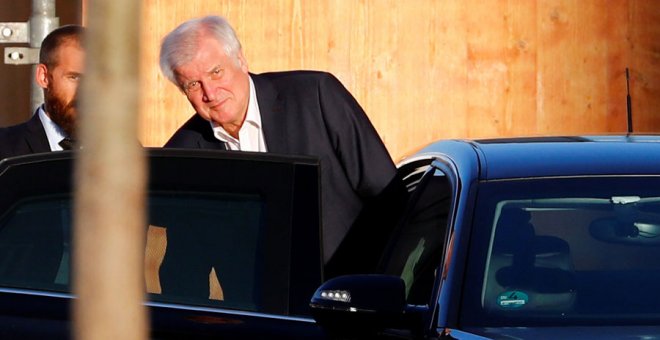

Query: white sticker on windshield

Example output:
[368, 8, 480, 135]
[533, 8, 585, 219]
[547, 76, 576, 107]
[498, 291, 529, 309]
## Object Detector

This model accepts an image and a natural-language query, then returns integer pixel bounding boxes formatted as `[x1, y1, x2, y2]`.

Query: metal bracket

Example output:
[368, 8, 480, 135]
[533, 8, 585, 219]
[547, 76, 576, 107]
[5, 47, 39, 64]
[3, 0, 59, 113]
[1, 22, 35, 64]
[0, 22, 30, 44]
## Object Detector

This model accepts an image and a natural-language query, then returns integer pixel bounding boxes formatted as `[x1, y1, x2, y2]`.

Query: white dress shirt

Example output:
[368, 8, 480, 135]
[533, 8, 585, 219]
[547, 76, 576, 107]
[37, 105, 68, 151]
[211, 77, 268, 152]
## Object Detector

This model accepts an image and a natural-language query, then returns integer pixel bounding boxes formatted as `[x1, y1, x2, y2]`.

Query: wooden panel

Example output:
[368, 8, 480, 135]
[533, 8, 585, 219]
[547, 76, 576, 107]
[136, 0, 660, 161]
[631, 0, 660, 133]
[537, 0, 628, 134]
[465, 0, 539, 137]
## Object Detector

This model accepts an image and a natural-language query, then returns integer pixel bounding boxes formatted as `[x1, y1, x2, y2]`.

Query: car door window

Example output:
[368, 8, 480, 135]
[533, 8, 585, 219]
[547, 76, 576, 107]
[0, 197, 70, 293]
[0, 193, 271, 310]
[146, 193, 267, 311]
[0, 150, 322, 318]
[380, 166, 454, 305]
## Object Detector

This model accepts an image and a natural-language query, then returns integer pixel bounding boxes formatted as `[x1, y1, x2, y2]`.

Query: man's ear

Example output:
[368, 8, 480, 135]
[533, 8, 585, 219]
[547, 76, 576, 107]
[35, 64, 49, 89]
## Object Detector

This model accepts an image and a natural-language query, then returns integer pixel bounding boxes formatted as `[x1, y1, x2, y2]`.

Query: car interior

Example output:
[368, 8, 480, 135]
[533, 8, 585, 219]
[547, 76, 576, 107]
[480, 195, 660, 321]
[483, 206, 576, 313]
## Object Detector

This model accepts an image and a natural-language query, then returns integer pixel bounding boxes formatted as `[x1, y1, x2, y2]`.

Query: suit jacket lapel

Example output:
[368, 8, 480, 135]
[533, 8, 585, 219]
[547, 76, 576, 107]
[252, 74, 288, 154]
[25, 112, 51, 153]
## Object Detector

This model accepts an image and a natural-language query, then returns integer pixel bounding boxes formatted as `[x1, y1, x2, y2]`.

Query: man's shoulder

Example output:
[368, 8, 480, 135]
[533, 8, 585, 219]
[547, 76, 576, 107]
[257, 70, 331, 79]
[167, 114, 207, 139]
[0, 118, 40, 158]
[253, 70, 345, 95]
[255, 70, 340, 86]
[0, 119, 31, 141]
[176, 113, 208, 131]
[164, 114, 212, 147]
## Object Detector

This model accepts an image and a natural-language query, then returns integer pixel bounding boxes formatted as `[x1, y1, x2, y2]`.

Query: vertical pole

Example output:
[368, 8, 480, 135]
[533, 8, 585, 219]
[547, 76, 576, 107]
[73, 0, 147, 339]
[29, 0, 59, 113]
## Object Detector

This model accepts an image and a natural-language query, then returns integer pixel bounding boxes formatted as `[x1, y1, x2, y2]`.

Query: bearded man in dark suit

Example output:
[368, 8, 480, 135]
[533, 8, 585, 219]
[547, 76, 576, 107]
[159, 16, 398, 270]
[0, 25, 85, 159]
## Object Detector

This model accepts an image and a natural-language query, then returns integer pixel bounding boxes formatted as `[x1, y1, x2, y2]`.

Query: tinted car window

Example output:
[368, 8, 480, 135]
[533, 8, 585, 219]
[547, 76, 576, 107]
[462, 176, 660, 326]
[0, 197, 71, 293]
[0, 150, 322, 322]
[381, 167, 452, 305]
[0, 192, 288, 313]
[148, 193, 266, 311]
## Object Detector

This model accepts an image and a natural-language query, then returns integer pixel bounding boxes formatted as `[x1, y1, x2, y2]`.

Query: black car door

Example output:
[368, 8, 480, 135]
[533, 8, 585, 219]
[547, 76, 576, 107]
[0, 149, 327, 338]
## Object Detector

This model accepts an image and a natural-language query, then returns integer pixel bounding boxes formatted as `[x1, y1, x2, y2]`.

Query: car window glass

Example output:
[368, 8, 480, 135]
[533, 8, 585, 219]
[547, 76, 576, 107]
[147, 193, 266, 311]
[0, 197, 71, 293]
[323, 160, 432, 278]
[380, 167, 452, 305]
[463, 176, 660, 326]
[0, 192, 290, 314]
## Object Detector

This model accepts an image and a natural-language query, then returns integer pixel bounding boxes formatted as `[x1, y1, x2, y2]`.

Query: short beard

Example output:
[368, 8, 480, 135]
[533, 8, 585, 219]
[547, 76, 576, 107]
[44, 88, 77, 137]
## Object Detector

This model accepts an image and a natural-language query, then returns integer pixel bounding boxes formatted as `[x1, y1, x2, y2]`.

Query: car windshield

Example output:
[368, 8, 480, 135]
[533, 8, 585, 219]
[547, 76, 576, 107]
[463, 176, 660, 327]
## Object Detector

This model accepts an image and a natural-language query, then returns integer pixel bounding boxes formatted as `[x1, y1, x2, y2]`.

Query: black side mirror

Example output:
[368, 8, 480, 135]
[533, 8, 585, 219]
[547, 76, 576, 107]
[309, 274, 407, 336]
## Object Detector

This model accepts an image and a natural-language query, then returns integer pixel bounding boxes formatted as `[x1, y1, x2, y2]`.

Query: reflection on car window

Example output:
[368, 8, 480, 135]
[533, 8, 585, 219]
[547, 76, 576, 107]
[465, 176, 660, 326]
[147, 194, 265, 311]
[0, 198, 71, 293]
[381, 167, 452, 305]
[0, 193, 291, 314]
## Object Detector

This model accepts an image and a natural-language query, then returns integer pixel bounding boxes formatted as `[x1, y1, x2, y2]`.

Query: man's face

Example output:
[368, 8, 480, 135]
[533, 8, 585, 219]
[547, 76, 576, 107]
[173, 34, 250, 136]
[38, 41, 85, 137]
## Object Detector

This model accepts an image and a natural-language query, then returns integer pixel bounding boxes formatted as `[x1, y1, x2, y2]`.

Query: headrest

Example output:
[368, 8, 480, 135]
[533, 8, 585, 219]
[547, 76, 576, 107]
[494, 208, 535, 253]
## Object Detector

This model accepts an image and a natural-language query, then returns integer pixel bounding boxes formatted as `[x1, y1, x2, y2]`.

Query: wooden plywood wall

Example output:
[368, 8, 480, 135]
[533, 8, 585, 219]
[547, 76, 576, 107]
[133, 0, 659, 161]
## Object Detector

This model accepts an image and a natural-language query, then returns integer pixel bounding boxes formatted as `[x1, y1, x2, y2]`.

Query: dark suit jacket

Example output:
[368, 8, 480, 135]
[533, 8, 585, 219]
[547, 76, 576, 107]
[165, 71, 397, 263]
[0, 111, 51, 160]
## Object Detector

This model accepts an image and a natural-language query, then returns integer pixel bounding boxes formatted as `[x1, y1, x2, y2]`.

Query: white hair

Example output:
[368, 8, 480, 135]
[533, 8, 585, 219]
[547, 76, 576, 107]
[159, 15, 242, 88]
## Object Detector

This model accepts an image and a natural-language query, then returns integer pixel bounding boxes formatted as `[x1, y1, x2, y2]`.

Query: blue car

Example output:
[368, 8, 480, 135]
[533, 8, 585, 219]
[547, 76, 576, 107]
[311, 136, 660, 339]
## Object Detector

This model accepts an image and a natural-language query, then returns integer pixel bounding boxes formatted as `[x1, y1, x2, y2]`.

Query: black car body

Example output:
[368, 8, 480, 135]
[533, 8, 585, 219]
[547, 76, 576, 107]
[0, 149, 326, 338]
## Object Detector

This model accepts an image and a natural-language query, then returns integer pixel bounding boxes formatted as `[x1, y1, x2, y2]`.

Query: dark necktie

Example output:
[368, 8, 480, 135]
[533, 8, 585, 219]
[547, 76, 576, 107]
[59, 138, 77, 150]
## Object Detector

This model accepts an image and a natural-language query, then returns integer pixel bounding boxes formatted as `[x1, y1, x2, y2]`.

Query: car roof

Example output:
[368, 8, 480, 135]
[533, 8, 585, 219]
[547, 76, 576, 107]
[404, 135, 660, 180]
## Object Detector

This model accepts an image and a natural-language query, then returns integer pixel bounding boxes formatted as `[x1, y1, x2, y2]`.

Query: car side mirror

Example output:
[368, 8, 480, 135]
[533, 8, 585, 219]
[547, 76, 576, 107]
[309, 274, 407, 336]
